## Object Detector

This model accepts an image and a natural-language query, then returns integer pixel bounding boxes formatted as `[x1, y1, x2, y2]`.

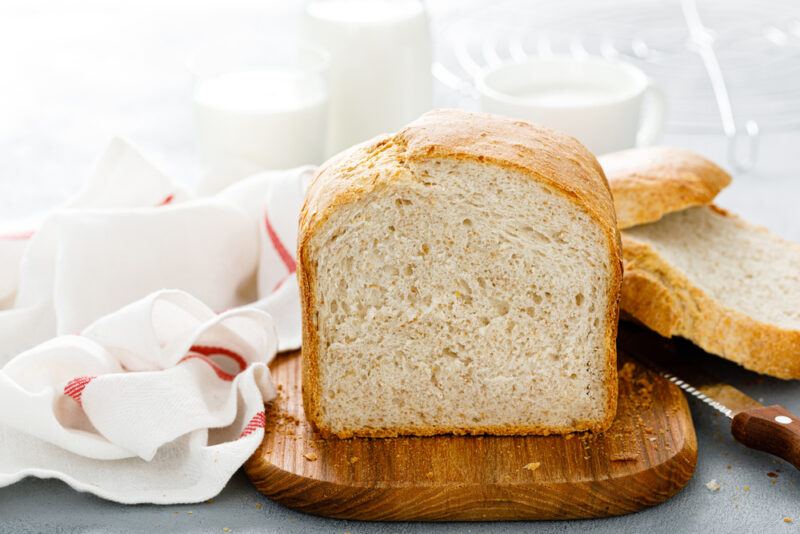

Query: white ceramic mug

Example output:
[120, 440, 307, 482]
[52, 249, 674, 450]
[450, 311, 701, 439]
[477, 56, 667, 155]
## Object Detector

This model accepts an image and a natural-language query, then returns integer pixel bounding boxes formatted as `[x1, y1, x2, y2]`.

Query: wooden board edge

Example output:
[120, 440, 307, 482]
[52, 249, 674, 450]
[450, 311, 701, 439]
[244, 391, 698, 521]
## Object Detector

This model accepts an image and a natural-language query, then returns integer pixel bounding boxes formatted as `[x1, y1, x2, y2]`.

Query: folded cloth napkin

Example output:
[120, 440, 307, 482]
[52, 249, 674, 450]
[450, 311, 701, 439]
[0, 138, 313, 361]
[0, 290, 277, 504]
[0, 139, 313, 503]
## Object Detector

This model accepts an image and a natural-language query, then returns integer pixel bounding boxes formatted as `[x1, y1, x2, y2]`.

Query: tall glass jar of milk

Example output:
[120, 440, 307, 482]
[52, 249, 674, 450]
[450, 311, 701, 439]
[191, 39, 330, 194]
[303, 0, 433, 156]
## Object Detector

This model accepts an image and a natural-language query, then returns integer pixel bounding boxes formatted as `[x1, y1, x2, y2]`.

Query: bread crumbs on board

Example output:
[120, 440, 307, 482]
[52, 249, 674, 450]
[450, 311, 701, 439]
[523, 462, 541, 471]
[705, 479, 721, 492]
[304, 452, 318, 461]
[784, 517, 793, 524]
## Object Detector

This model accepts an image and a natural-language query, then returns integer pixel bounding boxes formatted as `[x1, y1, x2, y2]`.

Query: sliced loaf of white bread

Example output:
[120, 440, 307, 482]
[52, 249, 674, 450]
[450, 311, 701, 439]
[601, 147, 800, 379]
[298, 109, 622, 438]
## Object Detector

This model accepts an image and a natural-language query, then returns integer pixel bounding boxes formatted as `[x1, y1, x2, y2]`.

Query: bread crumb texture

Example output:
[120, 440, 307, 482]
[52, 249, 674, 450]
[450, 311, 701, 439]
[705, 479, 721, 492]
[622, 205, 800, 378]
[300, 109, 621, 438]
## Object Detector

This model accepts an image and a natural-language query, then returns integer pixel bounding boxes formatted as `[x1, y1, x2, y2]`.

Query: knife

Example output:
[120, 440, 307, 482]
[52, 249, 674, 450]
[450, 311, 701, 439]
[618, 322, 800, 470]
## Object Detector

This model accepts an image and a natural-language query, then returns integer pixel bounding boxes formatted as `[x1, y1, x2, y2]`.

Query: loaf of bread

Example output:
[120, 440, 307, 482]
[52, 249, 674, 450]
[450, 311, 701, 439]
[298, 109, 622, 438]
[601, 147, 800, 379]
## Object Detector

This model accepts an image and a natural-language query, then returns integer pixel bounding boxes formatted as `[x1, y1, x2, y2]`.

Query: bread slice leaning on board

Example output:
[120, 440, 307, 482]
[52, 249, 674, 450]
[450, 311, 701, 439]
[298, 109, 623, 439]
[601, 146, 800, 379]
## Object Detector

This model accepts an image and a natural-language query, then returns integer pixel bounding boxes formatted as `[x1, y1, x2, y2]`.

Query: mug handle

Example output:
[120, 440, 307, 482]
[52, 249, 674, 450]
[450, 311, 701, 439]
[636, 81, 668, 147]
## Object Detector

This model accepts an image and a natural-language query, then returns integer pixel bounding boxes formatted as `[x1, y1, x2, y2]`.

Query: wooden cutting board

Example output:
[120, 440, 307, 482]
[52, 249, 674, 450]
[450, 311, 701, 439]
[245, 347, 697, 521]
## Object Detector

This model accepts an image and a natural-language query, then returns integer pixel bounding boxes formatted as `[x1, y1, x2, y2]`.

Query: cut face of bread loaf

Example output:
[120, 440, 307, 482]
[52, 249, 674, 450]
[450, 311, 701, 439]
[298, 109, 622, 438]
[622, 205, 800, 379]
[602, 146, 800, 379]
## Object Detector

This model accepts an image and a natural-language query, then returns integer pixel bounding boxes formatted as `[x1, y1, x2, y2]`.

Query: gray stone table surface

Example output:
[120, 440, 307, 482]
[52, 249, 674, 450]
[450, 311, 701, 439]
[1, 1, 800, 532]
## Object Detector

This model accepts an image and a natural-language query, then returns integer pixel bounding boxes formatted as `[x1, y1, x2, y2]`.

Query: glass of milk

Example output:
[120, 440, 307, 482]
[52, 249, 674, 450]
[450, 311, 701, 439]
[191, 38, 330, 194]
[303, 0, 433, 156]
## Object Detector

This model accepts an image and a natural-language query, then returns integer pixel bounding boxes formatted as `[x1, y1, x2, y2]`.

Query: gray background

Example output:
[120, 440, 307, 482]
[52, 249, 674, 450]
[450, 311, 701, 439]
[1, 0, 799, 532]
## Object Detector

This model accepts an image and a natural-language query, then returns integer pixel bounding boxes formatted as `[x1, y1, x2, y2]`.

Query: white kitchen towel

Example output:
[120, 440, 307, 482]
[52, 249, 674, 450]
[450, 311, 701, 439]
[0, 139, 314, 503]
[0, 137, 184, 314]
[220, 170, 312, 350]
[0, 290, 277, 504]
[0, 139, 313, 362]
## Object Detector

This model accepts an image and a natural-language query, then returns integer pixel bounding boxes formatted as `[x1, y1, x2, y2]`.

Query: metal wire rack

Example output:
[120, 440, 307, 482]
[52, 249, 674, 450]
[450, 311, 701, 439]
[432, 0, 800, 171]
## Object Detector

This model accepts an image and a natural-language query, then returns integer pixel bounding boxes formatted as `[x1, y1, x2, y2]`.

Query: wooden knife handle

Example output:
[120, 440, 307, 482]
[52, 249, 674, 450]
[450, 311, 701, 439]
[732, 405, 800, 469]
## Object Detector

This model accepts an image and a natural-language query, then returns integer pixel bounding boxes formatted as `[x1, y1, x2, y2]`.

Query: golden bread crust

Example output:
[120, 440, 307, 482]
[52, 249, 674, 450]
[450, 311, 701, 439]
[600, 147, 732, 229]
[299, 109, 623, 438]
[620, 213, 800, 379]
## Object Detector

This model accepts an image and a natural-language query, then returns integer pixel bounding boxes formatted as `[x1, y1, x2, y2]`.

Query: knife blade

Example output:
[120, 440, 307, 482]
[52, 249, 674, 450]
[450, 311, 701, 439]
[618, 322, 800, 470]
[617, 321, 762, 417]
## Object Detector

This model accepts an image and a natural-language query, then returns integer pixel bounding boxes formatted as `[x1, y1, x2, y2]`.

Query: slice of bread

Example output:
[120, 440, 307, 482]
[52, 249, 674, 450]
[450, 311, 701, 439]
[599, 147, 731, 229]
[298, 109, 622, 438]
[602, 147, 800, 379]
[622, 206, 800, 378]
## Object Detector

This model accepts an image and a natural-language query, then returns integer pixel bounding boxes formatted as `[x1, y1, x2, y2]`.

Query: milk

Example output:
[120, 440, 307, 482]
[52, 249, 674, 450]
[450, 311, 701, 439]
[303, 0, 433, 155]
[509, 84, 617, 106]
[477, 57, 666, 155]
[194, 69, 328, 194]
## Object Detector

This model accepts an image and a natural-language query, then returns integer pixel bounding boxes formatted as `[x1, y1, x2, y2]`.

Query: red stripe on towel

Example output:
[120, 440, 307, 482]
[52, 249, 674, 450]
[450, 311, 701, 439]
[0, 230, 35, 240]
[180, 346, 248, 381]
[189, 345, 247, 372]
[64, 376, 96, 406]
[239, 411, 266, 438]
[272, 273, 293, 292]
[179, 354, 235, 381]
[264, 211, 296, 274]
